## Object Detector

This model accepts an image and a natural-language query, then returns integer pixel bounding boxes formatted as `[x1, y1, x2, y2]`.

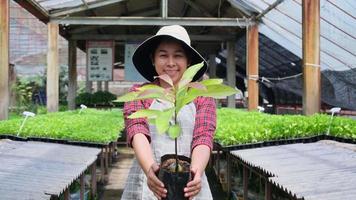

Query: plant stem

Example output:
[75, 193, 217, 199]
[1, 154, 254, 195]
[174, 89, 179, 173]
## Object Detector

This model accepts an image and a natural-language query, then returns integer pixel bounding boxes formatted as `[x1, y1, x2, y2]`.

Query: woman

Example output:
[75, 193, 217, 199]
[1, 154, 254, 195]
[121, 25, 216, 200]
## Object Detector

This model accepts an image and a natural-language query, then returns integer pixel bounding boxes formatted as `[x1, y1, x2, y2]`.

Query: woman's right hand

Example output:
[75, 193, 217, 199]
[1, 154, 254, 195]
[147, 163, 167, 199]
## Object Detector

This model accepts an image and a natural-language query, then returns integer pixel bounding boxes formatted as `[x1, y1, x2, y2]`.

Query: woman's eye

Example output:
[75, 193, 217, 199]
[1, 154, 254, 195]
[159, 54, 167, 58]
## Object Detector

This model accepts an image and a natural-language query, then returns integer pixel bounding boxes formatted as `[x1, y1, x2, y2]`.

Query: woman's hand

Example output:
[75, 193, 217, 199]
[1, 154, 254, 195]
[147, 163, 167, 199]
[184, 168, 202, 200]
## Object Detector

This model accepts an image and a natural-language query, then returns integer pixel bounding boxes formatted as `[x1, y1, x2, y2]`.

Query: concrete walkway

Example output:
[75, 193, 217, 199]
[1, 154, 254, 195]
[99, 146, 134, 200]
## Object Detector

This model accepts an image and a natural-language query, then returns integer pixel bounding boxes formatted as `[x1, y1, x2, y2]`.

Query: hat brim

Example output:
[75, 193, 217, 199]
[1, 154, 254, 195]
[132, 35, 208, 82]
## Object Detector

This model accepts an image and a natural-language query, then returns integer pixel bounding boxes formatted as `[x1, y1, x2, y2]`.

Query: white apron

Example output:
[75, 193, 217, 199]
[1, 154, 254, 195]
[121, 99, 213, 200]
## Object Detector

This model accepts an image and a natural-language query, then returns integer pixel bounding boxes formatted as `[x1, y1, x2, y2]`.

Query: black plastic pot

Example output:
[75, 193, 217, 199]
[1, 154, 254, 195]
[158, 154, 191, 200]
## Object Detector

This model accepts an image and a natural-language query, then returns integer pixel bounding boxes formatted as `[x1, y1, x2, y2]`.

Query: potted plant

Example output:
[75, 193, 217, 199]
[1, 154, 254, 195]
[116, 62, 237, 199]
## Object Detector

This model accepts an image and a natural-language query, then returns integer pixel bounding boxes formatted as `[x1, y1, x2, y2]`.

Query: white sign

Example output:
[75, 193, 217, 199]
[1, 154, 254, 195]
[87, 41, 114, 81]
[124, 43, 146, 82]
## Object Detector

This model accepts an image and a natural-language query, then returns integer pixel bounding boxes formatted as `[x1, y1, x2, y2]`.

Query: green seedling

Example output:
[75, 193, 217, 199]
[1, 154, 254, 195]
[116, 62, 238, 171]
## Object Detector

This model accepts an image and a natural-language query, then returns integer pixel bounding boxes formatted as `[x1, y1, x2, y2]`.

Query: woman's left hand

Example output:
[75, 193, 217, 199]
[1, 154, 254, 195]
[184, 168, 202, 200]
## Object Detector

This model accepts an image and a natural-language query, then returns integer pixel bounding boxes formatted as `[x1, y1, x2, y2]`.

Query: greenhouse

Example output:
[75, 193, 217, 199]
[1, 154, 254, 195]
[0, 0, 355, 200]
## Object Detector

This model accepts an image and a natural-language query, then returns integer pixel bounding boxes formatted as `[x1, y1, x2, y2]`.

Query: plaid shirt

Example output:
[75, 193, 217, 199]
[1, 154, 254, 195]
[123, 83, 216, 151]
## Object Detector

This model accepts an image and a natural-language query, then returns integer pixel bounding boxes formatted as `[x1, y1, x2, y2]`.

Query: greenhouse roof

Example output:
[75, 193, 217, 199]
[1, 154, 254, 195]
[12, 0, 356, 109]
[0, 140, 101, 199]
[229, 0, 356, 72]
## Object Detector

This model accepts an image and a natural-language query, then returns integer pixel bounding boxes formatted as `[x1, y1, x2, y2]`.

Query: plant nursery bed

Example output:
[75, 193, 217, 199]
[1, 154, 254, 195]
[214, 134, 356, 152]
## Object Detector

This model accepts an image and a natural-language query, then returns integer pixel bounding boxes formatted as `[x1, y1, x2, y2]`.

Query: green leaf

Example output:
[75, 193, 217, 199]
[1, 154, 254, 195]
[137, 89, 165, 99]
[177, 78, 191, 90]
[178, 62, 204, 88]
[175, 87, 188, 114]
[179, 84, 237, 106]
[189, 84, 237, 98]
[201, 79, 223, 86]
[155, 108, 175, 134]
[137, 84, 164, 92]
[114, 91, 140, 102]
[187, 82, 207, 91]
[155, 74, 173, 86]
[168, 124, 181, 139]
[128, 109, 161, 119]
[117, 89, 170, 102]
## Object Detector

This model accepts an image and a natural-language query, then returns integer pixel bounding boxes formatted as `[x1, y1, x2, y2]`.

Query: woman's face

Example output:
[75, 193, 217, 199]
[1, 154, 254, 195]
[153, 41, 189, 86]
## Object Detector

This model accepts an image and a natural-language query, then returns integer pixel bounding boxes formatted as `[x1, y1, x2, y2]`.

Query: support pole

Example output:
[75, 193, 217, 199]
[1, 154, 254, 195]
[226, 153, 232, 198]
[0, 0, 9, 120]
[227, 41, 236, 108]
[85, 54, 92, 93]
[68, 40, 77, 110]
[209, 54, 217, 78]
[80, 173, 85, 200]
[104, 81, 109, 91]
[161, 0, 168, 18]
[47, 22, 59, 112]
[100, 151, 105, 183]
[265, 179, 271, 200]
[63, 188, 70, 200]
[243, 166, 249, 200]
[247, 23, 259, 111]
[97, 81, 102, 91]
[302, 0, 320, 115]
[90, 162, 97, 199]
[105, 147, 109, 174]
[85, 77, 92, 93]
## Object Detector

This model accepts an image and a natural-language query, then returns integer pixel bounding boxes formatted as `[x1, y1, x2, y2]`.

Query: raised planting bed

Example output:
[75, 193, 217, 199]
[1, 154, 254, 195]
[211, 108, 356, 199]
[0, 108, 124, 145]
[215, 108, 356, 147]
[0, 108, 125, 183]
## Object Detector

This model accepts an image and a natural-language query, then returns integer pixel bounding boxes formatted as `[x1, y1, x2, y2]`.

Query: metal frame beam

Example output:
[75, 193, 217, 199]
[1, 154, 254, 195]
[51, 16, 249, 26]
[69, 34, 236, 41]
[50, 0, 127, 17]
[256, 0, 284, 21]
[161, 0, 168, 18]
[14, 0, 49, 23]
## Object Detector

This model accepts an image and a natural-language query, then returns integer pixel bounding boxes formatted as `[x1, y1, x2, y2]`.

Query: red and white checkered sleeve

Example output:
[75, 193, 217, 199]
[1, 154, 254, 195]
[191, 96, 217, 151]
[123, 84, 151, 147]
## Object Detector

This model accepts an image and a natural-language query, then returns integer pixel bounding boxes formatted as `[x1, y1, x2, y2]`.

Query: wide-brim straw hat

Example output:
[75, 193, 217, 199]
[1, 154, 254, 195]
[132, 25, 208, 82]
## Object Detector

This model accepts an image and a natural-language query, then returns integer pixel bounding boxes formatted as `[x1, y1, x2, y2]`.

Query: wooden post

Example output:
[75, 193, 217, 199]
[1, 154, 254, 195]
[100, 151, 105, 183]
[85, 75, 92, 93]
[247, 23, 259, 111]
[226, 153, 232, 198]
[97, 81, 102, 91]
[68, 40, 77, 110]
[105, 146, 109, 174]
[104, 81, 109, 91]
[85, 54, 92, 93]
[47, 22, 59, 112]
[302, 0, 320, 115]
[209, 54, 217, 78]
[63, 188, 70, 200]
[0, 0, 9, 120]
[90, 162, 97, 199]
[265, 179, 271, 200]
[243, 166, 249, 200]
[80, 173, 85, 200]
[227, 41, 236, 108]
